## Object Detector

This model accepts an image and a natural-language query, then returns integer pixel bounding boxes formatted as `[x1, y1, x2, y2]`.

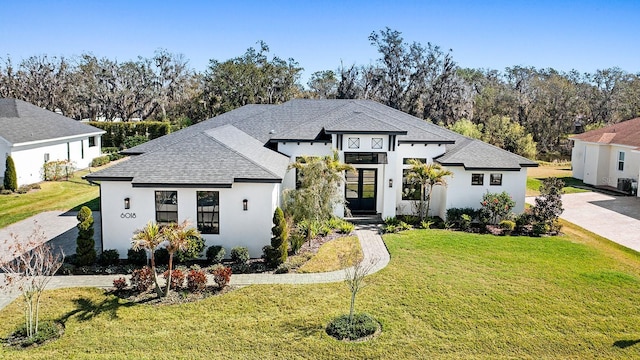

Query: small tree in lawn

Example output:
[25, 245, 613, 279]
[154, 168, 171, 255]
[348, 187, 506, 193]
[163, 220, 201, 297]
[533, 177, 564, 233]
[131, 221, 165, 297]
[4, 155, 18, 192]
[263, 207, 289, 268]
[406, 159, 453, 220]
[0, 222, 64, 340]
[75, 206, 96, 266]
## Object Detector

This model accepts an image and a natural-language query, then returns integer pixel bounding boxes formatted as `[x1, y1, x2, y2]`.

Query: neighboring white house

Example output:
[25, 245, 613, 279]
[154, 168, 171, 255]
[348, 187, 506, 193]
[0, 98, 106, 187]
[571, 117, 640, 196]
[86, 99, 537, 258]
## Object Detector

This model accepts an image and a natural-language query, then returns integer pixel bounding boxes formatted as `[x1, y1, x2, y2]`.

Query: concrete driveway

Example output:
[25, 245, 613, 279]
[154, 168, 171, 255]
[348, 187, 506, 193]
[0, 211, 102, 262]
[527, 192, 640, 252]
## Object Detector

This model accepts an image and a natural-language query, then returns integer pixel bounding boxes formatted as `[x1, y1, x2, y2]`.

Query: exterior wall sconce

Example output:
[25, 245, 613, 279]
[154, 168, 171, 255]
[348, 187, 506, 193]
[124, 197, 130, 209]
[243, 199, 248, 211]
[388, 179, 393, 188]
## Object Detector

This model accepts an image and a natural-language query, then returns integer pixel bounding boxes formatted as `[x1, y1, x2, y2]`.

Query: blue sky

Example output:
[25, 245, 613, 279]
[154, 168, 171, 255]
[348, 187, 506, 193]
[1, 0, 638, 84]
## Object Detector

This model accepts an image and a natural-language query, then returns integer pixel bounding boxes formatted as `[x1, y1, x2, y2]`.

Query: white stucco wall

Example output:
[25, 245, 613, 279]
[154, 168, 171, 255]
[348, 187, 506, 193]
[571, 140, 586, 180]
[99, 181, 279, 259]
[606, 144, 639, 186]
[444, 167, 528, 218]
[576, 140, 639, 187]
[8, 135, 102, 187]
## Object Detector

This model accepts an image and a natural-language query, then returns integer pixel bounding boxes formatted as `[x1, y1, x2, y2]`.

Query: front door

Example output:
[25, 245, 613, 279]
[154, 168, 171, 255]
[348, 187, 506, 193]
[345, 169, 377, 214]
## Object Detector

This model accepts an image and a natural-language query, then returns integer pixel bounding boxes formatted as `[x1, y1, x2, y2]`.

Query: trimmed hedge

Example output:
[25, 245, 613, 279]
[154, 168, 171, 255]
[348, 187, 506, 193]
[88, 121, 171, 148]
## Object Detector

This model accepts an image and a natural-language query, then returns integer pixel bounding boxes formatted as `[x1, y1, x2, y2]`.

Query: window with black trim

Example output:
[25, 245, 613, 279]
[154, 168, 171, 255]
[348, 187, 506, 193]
[402, 169, 421, 200]
[197, 191, 219, 234]
[155, 191, 178, 225]
[471, 173, 484, 185]
[490, 173, 502, 186]
[88, 136, 96, 147]
[371, 138, 383, 149]
[348, 137, 360, 149]
[618, 151, 625, 171]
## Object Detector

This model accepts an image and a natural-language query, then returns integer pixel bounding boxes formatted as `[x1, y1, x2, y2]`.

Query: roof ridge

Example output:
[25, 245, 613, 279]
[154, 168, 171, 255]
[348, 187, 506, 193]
[274, 100, 355, 139]
[206, 125, 285, 179]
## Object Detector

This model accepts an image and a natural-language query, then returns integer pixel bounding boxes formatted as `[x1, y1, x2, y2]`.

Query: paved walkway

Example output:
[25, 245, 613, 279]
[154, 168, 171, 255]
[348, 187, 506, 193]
[0, 225, 390, 310]
[526, 192, 640, 252]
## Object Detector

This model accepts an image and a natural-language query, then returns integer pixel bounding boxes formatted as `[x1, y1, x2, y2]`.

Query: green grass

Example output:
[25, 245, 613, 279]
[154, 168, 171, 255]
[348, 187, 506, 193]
[526, 164, 588, 196]
[2, 228, 640, 358]
[0, 169, 100, 229]
[297, 236, 363, 273]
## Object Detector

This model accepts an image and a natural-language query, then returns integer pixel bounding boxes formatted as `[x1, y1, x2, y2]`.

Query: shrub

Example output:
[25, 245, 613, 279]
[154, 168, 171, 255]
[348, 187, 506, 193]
[399, 215, 420, 226]
[264, 207, 289, 268]
[176, 236, 206, 263]
[42, 160, 76, 181]
[326, 313, 379, 340]
[186, 268, 208, 292]
[162, 269, 185, 290]
[275, 263, 291, 274]
[127, 248, 147, 265]
[289, 232, 305, 254]
[99, 249, 120, 266]
[130, 266, 154, 292]
[101, 147, 120, 154]
[533, 177, 565, 233]
[154, 248, 170, 265]
[123, 135, 149, 149]
[383, 224, 397, 233]
[337, 221, 355, 234]
[327, 217, 343, 229]
[3, 155, 17, 192]
[397, 221, 413, 232]
[384, 217, 400, 226]
[479, 191, 515, 225]
[533, 222, 550, 236]
[230, 247, 249, 265]
[108, 152, 125, 161]
[0, 189, 12, 195]
[206, 245, 226, 264]
[113, 277, 127, 291]
[499, 220, 516, 231]
[318, 224, 332, 236]
[211, 266, 232, 288]
[419, 220, 434, 229]
[90, 155, 111, 167]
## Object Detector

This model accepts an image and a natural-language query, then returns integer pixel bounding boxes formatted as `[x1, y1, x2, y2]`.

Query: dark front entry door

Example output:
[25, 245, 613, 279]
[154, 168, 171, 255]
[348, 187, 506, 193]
[345, 169, 377, 213]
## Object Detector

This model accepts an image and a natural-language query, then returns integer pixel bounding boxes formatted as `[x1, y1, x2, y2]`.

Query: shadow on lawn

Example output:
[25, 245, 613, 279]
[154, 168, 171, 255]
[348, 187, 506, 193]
[613, 339, 640, 348]
[57, 296, 137, 324]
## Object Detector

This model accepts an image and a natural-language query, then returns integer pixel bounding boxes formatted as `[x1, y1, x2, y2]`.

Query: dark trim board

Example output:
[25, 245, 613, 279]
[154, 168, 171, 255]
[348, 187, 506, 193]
[132, 183, 234, 188]
[233, 178, 282, 183]
[83, 176, 134, 182]
[398, 140, 455, 145]
[324, 130, 408, 135]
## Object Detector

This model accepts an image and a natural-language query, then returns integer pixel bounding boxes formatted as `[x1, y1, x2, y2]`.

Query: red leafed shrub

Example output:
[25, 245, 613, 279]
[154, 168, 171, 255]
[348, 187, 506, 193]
[186, 269, 207, 293]
[130, 266, 154, 292]
[113, 277, 127, 291]
[162, 269, 185, 290]
[212, 266, 232, 288]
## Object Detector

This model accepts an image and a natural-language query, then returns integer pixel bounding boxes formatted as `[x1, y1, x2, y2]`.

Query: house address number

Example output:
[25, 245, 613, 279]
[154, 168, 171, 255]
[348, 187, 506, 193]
[120, 213, 136, 219]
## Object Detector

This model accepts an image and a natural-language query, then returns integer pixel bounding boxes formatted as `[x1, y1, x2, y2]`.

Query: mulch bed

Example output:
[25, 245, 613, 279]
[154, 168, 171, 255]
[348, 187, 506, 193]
[110, 285, 238, 306]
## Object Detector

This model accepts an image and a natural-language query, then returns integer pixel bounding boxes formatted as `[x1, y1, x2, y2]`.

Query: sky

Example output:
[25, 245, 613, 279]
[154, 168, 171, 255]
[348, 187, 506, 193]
[1, 0, 639, 85]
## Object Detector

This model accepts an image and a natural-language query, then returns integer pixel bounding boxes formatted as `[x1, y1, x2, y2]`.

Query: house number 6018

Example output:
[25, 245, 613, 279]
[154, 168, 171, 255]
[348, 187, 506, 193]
[120, 213, 136, 219]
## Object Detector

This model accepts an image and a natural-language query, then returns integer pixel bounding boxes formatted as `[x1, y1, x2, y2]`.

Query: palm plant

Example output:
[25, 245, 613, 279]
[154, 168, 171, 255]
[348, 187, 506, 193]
[163, 220, 201, 296]
[406, 159, 453, 220]
[131, 221, 165, 297]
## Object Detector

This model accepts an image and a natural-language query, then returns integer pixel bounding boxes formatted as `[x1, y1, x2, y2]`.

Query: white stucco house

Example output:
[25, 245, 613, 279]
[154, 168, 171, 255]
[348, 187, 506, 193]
[86, 99, 537, 258]
[0, 98, 105, 187]
[571, 117, 640, 196]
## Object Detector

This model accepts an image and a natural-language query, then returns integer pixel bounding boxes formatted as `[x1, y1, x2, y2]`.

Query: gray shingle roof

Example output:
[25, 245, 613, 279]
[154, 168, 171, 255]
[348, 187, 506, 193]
[86, 125, 289, 186]
[0, 98, 104, 144]
[92, 99, 536, 183]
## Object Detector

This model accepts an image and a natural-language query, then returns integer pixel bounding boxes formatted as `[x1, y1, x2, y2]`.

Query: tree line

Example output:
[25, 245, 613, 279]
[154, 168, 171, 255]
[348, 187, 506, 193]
[1, 28, 638, 158]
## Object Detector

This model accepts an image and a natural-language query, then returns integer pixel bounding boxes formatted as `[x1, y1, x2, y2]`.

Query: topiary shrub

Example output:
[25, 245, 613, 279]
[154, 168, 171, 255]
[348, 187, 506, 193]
[75, 206, 96, 266]
[3, 155, 17, 192]
[127, 248, 147, 265]
[230, 247, 249, 265]
[206, 245, 226, 264]
[154, 248, 170, 265]
[326, 313, 379, 341]
[263, 207, 289, 268]
[99, 249, 120, 266]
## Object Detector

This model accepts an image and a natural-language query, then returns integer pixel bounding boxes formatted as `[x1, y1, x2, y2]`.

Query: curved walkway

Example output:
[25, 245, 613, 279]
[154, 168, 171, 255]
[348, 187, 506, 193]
[0, 225, 390, 310]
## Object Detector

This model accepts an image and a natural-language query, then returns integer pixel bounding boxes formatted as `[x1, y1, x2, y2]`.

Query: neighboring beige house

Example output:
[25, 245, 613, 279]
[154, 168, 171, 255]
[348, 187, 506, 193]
[0, 99, 105, 187]
[87, 99, 537, 258]
[571, 118, 640, 196]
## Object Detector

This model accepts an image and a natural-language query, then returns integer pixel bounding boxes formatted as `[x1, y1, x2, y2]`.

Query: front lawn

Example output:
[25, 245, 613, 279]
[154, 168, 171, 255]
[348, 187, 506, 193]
[0, 169, 100, 229]
[1, 227, 640, 358]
